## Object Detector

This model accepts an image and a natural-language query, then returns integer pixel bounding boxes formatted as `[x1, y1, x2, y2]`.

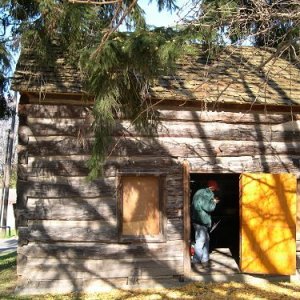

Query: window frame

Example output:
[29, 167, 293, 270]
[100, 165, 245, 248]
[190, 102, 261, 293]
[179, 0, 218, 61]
[117, 172, 167, 243]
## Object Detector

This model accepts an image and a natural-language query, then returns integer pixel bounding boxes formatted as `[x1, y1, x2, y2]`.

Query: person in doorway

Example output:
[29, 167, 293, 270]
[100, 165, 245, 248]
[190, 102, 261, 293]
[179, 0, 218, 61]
[191, 180, 220, 268]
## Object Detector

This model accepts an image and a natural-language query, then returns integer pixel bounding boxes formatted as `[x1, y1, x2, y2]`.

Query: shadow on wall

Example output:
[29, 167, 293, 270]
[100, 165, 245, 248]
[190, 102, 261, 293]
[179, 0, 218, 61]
[16, 48, 300, 293]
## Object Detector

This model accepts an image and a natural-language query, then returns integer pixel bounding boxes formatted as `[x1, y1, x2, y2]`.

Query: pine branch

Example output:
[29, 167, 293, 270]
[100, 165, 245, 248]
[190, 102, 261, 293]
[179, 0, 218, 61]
[67, 0, 122, 5]
[92, 0, 139, 58]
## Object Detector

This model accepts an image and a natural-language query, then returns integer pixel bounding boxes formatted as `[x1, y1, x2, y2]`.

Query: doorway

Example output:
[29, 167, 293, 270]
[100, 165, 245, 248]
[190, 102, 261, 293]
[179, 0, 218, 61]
[189, 173, 240, 274]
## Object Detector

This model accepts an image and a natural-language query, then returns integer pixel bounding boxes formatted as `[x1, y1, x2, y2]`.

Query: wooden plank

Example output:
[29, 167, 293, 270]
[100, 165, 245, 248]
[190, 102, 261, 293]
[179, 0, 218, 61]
[188, 155, 300, 174]
[21, 119, 300, 141]
[17, 178, 116, 208]
[182, 160, 191, 275]
[20, 121, 92, 137]
[23, 136, 93, 156]
[19, 258, 184, 280]
[19, 156, 178, 178]
[19, 220, 118, 242]
[110, 138, 300, 158]
[18, 104, 92, 118]
[167, 219, 183, 241]
[114, 120, 300, 141]
[18, 240, 184, 259]
[22, 136, 300, 157]
[158, 110, 300, 124]
[297, 179, 300, 235]
[16, 197, 116, 221]
[122, 176, 160, 236]
[20, 105, 299, 124]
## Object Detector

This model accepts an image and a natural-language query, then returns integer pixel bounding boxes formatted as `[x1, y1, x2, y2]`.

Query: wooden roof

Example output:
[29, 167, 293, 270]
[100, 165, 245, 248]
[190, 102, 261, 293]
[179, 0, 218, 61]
[12, 46, 300, 107]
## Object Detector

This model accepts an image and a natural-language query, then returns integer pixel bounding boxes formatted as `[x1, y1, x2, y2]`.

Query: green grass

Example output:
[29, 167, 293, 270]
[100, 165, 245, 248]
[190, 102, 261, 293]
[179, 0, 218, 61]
[0, 229, 18, 239]
[0, 251, 17, 299]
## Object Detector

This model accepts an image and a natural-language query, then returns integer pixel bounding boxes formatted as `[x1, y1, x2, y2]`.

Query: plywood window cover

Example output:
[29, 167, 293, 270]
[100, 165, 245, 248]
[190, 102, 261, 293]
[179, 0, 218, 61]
[118, 173, 166, 243]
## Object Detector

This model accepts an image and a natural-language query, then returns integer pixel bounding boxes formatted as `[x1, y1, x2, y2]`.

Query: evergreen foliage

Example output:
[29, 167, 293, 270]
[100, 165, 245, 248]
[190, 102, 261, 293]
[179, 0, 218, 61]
[81, 28, 195, 177]
[190, 1, 300, 56]
[1, 0, 300, 176]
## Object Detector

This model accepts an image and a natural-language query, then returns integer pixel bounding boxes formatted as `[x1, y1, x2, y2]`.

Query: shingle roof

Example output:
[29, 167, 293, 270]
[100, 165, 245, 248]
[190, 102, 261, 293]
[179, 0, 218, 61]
[12, 46, 300, 106]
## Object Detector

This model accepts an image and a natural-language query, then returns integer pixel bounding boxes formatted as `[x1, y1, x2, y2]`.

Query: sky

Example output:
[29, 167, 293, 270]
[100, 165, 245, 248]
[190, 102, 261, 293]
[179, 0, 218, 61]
[139, 0, 187, 27]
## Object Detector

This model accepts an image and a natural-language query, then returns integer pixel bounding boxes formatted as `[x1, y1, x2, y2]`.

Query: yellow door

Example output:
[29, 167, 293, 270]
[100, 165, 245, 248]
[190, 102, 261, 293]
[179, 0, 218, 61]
[240, 173, 296, 275]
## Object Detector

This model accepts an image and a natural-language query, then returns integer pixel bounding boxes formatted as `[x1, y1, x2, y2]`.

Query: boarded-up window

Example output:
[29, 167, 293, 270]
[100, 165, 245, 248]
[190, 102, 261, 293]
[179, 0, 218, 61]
[119, 175, 165, 241]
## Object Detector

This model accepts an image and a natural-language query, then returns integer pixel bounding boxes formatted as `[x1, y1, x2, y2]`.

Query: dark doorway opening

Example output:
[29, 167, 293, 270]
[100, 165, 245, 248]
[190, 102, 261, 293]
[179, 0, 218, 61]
[190, 173, 240, 273]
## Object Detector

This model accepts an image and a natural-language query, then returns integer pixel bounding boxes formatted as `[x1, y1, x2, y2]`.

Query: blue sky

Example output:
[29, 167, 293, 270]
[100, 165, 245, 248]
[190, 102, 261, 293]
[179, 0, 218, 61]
[139, 0, 186, 27]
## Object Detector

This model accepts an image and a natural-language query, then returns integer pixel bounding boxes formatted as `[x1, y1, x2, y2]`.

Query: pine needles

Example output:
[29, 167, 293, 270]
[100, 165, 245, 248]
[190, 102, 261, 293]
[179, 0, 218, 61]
[81, 28, 192, 177]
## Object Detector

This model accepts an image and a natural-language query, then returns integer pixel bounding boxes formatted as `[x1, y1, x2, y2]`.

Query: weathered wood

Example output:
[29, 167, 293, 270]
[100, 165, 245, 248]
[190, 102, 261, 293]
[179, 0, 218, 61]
[18, 161, 90, 179]
[111, 138, 300, 158]
[23, 136, 93, 156]
[19, 258, 184, 280]
[18, 104, 92, 119]
[19, 220, 118, 242]
[18, 240, 183, 259]
[20, 119, 300, 142]
[20, 106, 300, 125]
[18, 126, 32, 145]
[167, 219, 183, 241]
[17, 178, 116, 208]
[16, 197, 116, 221]
[158, 110, 300, 124]
[21, 136, 300, 158]
[115, 120, 300, 141]
[183, 160, 191, 275]
[188, 155, 300, 174]
[297, 253, 300, 268]
[18, 156, 179, 178]
[21, 121, 91, 137]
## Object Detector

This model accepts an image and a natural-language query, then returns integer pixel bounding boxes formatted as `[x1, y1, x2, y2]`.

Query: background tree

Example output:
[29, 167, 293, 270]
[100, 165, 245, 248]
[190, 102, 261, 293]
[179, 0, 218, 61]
[179, 0, 300, 58]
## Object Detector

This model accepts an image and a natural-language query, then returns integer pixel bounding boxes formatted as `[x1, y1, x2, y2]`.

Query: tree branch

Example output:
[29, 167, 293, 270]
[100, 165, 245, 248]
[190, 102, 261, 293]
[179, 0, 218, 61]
[68, 0, 122, 5]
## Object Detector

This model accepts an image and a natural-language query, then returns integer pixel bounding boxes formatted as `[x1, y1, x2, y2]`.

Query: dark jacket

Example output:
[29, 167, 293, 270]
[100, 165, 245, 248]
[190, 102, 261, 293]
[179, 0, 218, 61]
[192, 188, 216, 228]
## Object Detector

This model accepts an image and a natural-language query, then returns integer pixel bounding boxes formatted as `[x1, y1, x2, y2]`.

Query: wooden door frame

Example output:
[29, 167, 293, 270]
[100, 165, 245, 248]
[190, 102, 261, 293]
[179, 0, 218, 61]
[183, 160, 191, 274]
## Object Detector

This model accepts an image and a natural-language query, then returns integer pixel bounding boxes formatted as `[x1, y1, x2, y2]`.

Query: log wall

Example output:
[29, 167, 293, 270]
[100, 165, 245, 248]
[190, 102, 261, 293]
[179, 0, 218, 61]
[17, 102, 300, 294]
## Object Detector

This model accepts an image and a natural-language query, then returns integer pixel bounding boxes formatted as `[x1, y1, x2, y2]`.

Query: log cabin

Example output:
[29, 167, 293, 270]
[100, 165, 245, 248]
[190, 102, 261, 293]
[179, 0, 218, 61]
[12, 46, 300, 294]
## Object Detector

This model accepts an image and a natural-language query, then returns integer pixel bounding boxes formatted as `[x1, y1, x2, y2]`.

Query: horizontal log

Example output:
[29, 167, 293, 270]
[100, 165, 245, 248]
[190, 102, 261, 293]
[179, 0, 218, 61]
[18, 218, 182, 243]
[19, 136, 93, 156]
[18, 126, 32, 145]
[19, 104, 300, 124]
[158, 110, 300, 124]
[19, 220, 118, 242]
[19, 119, 300, 142]
[18, 240, 184, 260]
[111, 137, 300, 158]
[21, 136, 300, 158]
[19, 156, 180, 178]
[22, 119, 91, 137]
[19, 257, 184, 280]
[18, 104, 92, 119]
[16, 197, 116, 221]
[17, 178, 115, 207]
[188, 155, 300, 174]
[107, 120, 300, 142]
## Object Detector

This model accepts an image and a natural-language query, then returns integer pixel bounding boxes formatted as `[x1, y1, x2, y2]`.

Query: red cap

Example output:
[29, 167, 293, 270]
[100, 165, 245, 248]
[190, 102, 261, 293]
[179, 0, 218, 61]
[207, 180, 219, 191]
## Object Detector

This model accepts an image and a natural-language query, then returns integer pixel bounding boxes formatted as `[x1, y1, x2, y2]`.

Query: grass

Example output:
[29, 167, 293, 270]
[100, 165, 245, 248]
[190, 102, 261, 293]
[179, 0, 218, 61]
[0, 251, 17, 299]
[0, 229, 18, 239]
[0, 251, 300, 299]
